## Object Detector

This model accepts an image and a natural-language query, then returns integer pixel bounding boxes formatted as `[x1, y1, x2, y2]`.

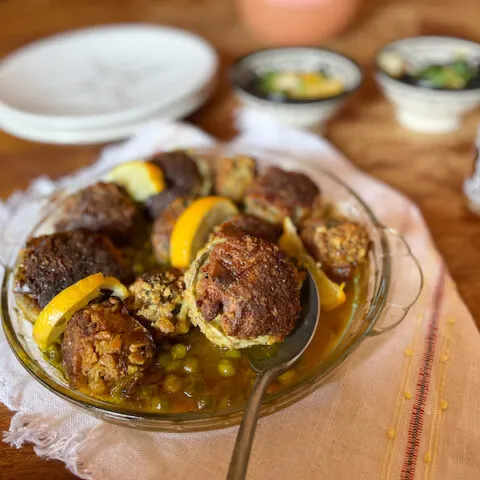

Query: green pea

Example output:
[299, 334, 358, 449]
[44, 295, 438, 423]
[171, 343, 187, 360]
[278, 369, 297, 385]
[182, 356, 200, 374]
[164, 359, 182, 373]
[224, 348, 241, 359]
[217, 359, 236, 378]
[183, 374, 205, 398]
[155, 352, 171, 369]
[163, 374, 183, 394]
[46, 343, 61, 363]
[152, 395, 170, 411]
[195, 394, 216, 411]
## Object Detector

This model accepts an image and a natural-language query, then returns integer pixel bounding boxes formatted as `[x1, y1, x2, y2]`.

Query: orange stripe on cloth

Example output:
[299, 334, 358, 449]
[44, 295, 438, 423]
[401, 264, 446, 480]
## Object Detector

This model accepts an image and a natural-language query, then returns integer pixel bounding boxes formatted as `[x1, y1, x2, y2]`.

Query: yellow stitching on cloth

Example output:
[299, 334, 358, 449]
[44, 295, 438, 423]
[423, 318, 453, 480]
[381, 314, 424, 480]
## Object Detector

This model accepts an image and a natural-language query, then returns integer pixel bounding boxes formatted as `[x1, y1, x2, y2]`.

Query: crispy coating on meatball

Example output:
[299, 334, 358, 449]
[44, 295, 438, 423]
[214, 155, 256, 202]
[55, 182, 138, 244]
[190, 228, 301, 346]
[128, 269, 189, 339]
[150, 197, 190, 264]
[146, 151, 211, 220]
[61, 297, 155, 395]
[215, 214, 281, 244]
[14, 230, 131, 310]
[144, 187, 187, 220]
[301, 219, 370, 280]
[245, 166, 320, 226]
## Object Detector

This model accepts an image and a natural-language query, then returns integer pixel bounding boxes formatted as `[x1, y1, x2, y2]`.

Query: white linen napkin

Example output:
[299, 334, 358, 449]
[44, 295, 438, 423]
[1, 116, 479, 480]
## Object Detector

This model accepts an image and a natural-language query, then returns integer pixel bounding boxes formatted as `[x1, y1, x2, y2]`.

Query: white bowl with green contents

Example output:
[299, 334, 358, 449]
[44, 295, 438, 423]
[229, 47, 363, 129]
[376, 36, 480, 134]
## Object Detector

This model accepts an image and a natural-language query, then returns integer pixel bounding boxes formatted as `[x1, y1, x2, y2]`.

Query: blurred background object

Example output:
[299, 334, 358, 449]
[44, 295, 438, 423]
[236, 0, 360, 46]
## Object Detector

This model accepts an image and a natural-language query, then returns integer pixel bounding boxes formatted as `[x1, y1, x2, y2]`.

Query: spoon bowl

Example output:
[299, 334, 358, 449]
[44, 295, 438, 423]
[227, 270, 320, 479]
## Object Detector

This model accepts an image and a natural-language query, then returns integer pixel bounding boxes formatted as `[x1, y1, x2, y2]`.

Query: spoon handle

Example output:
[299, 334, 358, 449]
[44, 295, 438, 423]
[227, 369, 277, 480]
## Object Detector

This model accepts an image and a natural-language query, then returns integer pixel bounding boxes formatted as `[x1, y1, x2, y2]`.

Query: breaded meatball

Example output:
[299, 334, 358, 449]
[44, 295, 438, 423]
[301, 219, 370, 280]
[14, 230, 131, 311]
[55, 182, 138, 244]
[185, 228, 302, 348]
[245, 166, 320, 226]
[62, 297, 155, 395]
[215, 214, 281, 244]
[146, 151, 211, 219]
[144, 187, 186, 220]
[214, 155, 256, 202]
[128, 269, 189, 339]
[151, 197, 190, 264]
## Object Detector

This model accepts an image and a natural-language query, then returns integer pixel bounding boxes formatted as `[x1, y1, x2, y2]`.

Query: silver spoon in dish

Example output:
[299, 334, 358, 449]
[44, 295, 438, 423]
[227, 270, 320, 480]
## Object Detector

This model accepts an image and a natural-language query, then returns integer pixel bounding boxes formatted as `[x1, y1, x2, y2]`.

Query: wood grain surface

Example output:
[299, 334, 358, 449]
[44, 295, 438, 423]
[1, 0, 479, 478]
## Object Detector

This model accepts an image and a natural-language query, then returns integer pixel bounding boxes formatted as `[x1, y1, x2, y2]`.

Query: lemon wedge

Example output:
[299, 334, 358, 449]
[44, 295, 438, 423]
[33, 273, 129, 352]
[106, 160, 166, 202]
[170, 196, 238, 269]
[279, 218, 346, 311]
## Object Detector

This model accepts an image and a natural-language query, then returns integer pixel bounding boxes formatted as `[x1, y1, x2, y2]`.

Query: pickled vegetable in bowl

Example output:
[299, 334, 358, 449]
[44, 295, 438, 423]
[252, 70, 345, 101]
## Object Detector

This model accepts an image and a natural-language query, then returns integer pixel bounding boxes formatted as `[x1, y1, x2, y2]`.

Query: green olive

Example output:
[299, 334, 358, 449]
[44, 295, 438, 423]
[171, 343, 188, 360]
[182, 356, 200, 374]
[46, 343, 62, 363]
[163, 374, 183, 394]
[217, 359, 236, 378]
[224, 349, 241, 359]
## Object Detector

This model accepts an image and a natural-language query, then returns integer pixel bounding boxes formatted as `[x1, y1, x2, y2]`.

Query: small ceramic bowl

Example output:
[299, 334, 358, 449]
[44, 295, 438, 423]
[375, 36, 480, 134]
[229, 47, 363, 129]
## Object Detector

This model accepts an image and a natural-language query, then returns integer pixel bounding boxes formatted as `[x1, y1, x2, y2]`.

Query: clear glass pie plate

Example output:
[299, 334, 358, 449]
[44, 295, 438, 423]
[0, 146, 423, 432]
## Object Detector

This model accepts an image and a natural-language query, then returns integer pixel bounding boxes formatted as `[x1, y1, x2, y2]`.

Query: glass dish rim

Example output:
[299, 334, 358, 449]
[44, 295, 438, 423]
[1, 154, 393, 431]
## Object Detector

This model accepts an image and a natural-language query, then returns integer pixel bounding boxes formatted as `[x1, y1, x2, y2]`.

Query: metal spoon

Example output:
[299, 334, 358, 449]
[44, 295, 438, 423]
[227, 271, 320, 480]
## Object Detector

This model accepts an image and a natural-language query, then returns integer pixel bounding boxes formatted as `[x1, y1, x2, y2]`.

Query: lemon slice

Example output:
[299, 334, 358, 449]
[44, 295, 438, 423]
[33, 273, 129, 352]
[170, 196, 238, 268]
[279, 218, 346, 311]
[106, 160, 166, 202]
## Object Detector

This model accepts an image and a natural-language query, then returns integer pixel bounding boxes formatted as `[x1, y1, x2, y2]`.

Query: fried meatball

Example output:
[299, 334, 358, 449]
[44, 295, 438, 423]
[62, 297, 155, 395]
[245, 166, 319, 227]
[214, 155, 256, 202]
[151, 197, 190, 264]
[215, 214, 281, 244]
[55, 182, 138, 244]
[185, 228, 302, 349]
[146, 151, 211, 218]
[301, 219, 370, 280]
[128, 269, 189, 339]
[14, 230, 131, 311]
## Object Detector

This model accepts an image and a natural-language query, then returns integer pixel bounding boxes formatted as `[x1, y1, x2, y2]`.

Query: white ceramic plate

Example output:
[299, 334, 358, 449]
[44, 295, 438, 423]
[0, 83, 214, 144]
[0, 24, 217, 130]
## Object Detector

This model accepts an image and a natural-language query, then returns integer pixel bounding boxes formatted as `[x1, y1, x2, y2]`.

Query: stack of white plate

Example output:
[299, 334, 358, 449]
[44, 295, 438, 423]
[0, 25, 218, 144]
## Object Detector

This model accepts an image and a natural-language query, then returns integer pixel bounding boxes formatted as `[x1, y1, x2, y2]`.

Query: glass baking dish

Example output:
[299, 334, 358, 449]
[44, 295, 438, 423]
[0, 146, 423, 432]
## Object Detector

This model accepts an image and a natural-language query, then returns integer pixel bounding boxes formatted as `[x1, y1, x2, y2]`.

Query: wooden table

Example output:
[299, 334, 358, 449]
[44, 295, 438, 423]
[1, 0, 480, 478]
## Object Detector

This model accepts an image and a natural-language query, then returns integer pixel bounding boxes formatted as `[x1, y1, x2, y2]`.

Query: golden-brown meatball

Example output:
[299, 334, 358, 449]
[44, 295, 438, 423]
[301, 219, 370, 280]
[14, 230, 132, 313]
[214, 155, 256, 202]
[214, 214, 281, 244]
[245, 166, 320, 226]
[185, 227, 302, 348]
[61, 297, 155, 396]
[55, 182, 138, 244]
[128, 269, 189, 339]
[150, 197, 190, 264]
